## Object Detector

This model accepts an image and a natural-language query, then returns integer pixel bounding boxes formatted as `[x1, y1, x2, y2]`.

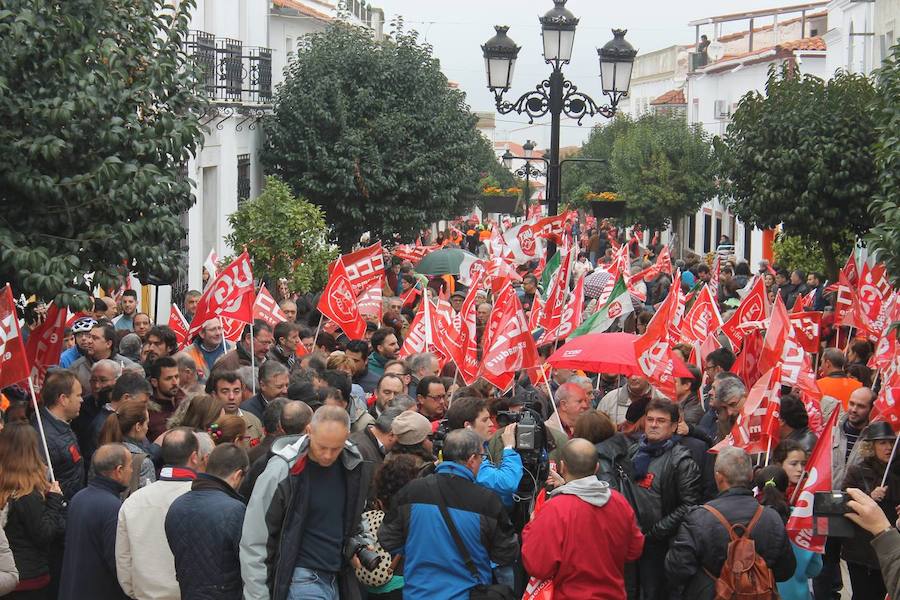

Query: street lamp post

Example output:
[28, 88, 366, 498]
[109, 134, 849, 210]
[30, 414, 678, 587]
[502, 141, 547, 219]
[481, 0, 636, 223]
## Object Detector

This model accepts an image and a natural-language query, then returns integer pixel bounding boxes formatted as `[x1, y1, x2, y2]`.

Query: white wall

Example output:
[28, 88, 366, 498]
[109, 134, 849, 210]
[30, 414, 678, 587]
[684, 55, 827, 266]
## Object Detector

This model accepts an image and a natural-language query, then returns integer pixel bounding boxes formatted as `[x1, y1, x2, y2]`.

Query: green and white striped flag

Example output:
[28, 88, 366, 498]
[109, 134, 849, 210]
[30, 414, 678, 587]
[539, 250, 561, 300]
[569, 275, 633, 339]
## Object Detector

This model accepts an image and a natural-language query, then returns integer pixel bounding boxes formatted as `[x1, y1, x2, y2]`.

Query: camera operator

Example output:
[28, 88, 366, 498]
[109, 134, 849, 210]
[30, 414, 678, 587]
[445, 397, 522, 509]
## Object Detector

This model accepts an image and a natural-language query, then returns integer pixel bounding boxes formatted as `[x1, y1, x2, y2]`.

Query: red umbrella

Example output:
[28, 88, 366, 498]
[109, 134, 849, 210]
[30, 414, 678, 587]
[546, 332, 693, 378]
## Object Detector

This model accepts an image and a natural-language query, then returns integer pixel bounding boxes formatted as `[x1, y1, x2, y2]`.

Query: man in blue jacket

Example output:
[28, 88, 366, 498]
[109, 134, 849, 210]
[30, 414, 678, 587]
[378, 429, 519, 600]
[166, 443, 249, 600]
[59, 443, 133, 600]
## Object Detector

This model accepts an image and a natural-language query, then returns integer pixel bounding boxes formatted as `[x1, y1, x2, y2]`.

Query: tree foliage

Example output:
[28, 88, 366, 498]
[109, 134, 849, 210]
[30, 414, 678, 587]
[611, 113, 717, 231]
[560, 116, 631, 205]
[867, 42, 900, 288]
[0, 0, 205, 307]
[261, 20, 490, 251]
[226, 177, 337, 293]
[772, 232, 853, 277]
[717, 64, 877, 279]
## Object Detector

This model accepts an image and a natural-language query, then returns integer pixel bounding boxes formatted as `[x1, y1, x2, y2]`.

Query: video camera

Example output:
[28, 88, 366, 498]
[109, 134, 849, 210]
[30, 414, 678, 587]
[497, 390, 557, 530]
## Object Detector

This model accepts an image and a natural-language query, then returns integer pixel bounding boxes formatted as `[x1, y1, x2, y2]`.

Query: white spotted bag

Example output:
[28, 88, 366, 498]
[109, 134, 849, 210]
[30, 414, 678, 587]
[355, 509, 394, 588]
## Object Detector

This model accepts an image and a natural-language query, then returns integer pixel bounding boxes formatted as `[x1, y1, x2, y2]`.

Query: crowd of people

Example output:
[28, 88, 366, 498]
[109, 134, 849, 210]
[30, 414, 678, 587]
[0, 223, 898, 600]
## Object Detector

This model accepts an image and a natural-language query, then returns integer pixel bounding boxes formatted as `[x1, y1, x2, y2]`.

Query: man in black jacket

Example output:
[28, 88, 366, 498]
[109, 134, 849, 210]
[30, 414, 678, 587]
[59, 443, 133, 600]
[349, 407, 401, 501]
[665, 446, 796, 599]
[37, 370, 86, 500]
[166, 443, 250, 600]
[626, 398, 701, 600]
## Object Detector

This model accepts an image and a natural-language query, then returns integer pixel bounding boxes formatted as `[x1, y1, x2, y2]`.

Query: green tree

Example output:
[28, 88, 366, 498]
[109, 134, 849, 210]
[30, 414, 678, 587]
[0, 1, 205, 307]
[717, 64, 877, 280]
[867, 42, 900, 288]
[261, 20, 488, 251]
[611, 113, 717, 232]
[560, 116, 632, 205]
[226, 177, 337, 294]
[772, 232, 853, 277]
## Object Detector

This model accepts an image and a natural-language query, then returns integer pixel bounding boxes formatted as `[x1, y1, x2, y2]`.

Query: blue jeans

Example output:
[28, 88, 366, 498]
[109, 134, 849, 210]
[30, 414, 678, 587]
[288, 566, 338, 600]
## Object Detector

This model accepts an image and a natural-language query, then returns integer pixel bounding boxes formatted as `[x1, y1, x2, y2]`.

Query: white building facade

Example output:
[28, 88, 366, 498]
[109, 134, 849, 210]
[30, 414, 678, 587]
[150, 0, 382, 319]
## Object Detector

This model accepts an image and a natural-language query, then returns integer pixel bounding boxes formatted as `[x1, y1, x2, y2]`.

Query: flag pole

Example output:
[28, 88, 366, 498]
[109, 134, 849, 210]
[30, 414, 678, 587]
[249, 323, 256, 396]
[313, 313, 324, 349]
[881, 434, 900, 488]
[540, 366, 565, 434]
[219, 316, 227, 354]
[790, 470, 807, 505]
[764, 435, 773, 467]
[27, 377, 56, 482]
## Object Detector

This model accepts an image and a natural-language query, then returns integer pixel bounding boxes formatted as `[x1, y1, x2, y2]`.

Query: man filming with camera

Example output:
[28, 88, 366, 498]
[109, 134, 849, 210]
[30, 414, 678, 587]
[445, 397, 523, 508]
[378, 429, 519, 600]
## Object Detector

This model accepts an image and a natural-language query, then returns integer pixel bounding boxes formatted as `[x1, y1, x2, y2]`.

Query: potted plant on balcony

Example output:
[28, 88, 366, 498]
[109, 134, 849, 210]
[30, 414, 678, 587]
[585, 191, 626, 219]
[480, 185, 521, 214]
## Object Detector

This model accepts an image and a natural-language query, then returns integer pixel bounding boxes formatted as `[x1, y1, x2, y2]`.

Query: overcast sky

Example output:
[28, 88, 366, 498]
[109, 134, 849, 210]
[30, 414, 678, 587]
[380, 0, 813, 147]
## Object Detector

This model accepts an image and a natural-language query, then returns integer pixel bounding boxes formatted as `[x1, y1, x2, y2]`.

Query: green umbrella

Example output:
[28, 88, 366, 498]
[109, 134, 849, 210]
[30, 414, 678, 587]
[415, 248, 478, 276]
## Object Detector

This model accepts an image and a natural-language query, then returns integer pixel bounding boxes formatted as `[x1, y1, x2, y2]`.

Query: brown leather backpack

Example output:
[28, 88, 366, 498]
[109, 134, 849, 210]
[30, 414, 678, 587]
[702, 504, 779, 600]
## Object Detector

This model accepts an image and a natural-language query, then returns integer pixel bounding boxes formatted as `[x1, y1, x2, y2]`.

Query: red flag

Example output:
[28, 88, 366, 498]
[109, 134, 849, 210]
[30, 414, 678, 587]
[680, 284, 723, 343]
[713, 367, 782, 454]
[538, 245, 574, 335]
[25, 302, 68, 389]
[455, 270, 485, 385]
[400, 285, 421, 309]
[356, 281, 383, 322]
[0, 285, 31, 388]
[758, 296, 791, 375]
[731, 328, 764, 388]
[337, 243, 385, 295]
[788, 312, 821, 355]
[721, 276, 770, 351]
[528, 293, 544, 332]
[188, 252, 255, 339]
[787, 408, 840, 553]
[252, 284, 288, 328]
[168, 305, 190, 350]
[533, 212, 574, 245]
[537, 276, 584, 346]
[709, 254, 721, 297]
[481, 281, 540, 392]
[634, 272, 683, 399]
[221, 317, 245, 344]
[318, 259, 367, 340]
[874, 375, 900, 432]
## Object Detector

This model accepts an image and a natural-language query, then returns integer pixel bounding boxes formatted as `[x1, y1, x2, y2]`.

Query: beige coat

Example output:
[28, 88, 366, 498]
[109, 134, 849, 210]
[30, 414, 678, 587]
[0, 506, 19, 595]
[116, 478, 193, 600]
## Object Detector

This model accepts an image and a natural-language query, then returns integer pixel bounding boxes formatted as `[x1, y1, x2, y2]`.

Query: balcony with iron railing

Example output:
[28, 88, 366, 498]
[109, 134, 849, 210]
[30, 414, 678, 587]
[184, 30, 273, 105]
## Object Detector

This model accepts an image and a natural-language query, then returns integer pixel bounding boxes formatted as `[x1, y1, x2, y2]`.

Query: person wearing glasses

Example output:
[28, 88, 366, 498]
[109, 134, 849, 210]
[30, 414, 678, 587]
[414, 376, 447, 425]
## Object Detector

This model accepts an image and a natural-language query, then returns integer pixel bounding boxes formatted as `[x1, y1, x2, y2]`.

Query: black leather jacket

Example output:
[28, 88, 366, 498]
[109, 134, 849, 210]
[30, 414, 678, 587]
[634, 442, 701, 541]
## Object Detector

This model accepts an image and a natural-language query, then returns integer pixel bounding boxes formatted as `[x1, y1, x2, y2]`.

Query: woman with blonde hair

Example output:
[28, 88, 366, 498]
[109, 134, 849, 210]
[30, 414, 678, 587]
[0, 422, 65, 599]
[97, 399, 156, 494]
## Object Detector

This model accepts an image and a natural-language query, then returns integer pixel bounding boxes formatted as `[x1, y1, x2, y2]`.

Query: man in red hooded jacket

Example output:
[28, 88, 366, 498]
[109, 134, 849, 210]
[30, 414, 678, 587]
[521, 438, 644, 599]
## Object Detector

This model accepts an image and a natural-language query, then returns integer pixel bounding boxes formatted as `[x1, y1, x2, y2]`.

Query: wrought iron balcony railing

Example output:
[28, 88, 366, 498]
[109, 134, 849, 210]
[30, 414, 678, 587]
[184, 30, 272, 105]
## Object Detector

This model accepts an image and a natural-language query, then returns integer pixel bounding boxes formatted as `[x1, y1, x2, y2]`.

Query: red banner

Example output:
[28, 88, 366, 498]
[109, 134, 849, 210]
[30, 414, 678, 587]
[481, 281, 540, 392]
[317, 259, 366, 340]
[25, 302, 68, 389]
[787, 408, 840, 553]
[168, 305, 190, 350]
[0, 285, 31, 388]
[788, 312, 822, 354]
[537, 276, 584, 346]
[188, 252, 255, 340]
[338, 242, 385, 295]
[721, 276, 769, 351]
[252, 284, 288, 328]
[680, 284, 723, 343]
[634, 272, 682, 400]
